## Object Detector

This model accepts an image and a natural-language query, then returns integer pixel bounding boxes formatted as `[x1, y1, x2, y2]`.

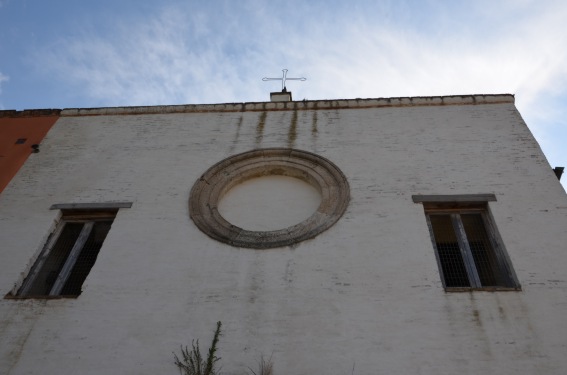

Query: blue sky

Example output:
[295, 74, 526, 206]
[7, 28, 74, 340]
[1, 0, 566, 176]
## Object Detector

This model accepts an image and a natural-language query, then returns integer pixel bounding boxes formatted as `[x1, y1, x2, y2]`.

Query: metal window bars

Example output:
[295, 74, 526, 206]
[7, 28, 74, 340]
[426, 207, 519, 290]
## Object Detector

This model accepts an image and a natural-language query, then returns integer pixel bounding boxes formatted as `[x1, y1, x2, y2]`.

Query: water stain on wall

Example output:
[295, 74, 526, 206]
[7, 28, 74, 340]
[229, 115, 243, 153]
[255, 111, 267, 148]
[311, 111, 318, 136]
[288, 110, 298, 148]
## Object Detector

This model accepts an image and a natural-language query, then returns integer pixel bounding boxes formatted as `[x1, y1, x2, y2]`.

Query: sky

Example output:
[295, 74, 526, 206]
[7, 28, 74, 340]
[1, 0, 567, 177]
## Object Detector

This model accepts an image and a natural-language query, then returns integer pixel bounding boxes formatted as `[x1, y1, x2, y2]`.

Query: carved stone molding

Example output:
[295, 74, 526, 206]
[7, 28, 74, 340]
[189, 148, 350, 249]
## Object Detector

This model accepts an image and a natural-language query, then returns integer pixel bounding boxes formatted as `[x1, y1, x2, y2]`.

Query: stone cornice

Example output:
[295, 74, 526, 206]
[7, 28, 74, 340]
[0, 94, 515, 117]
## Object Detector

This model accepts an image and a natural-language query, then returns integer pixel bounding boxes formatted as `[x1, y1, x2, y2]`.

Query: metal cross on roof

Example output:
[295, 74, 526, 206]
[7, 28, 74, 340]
[262, 69, 306, 91]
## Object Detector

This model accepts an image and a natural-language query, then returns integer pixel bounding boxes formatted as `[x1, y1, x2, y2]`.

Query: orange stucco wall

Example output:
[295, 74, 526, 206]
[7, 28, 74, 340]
[0, 110, 60, 193]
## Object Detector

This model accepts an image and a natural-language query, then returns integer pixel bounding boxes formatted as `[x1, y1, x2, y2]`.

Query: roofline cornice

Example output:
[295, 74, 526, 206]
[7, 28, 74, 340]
[1, 94, 515, 118]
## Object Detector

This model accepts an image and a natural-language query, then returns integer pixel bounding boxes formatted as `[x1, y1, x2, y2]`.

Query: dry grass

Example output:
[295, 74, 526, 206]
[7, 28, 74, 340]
[248, 354, 274, 375]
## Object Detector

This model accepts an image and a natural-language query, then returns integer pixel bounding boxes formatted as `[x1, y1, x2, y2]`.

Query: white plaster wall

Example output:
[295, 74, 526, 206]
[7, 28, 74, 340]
[218, 175, 322, 231]
[1, 97, 567, 374]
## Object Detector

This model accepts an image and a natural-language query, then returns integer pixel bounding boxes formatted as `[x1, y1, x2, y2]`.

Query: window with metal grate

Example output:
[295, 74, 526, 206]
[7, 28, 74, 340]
[15, 208, 122, 298]
[413, 195, 520, 291]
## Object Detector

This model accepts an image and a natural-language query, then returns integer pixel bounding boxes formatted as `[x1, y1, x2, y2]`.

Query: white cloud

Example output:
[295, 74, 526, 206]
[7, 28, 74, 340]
[40, 6, 268, 106]
[38, 1, 567, 121]
[27, 1, 567, 182]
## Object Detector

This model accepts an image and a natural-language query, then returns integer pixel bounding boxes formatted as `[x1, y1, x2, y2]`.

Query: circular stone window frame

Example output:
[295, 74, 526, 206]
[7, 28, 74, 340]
[189, 148, 350, 249]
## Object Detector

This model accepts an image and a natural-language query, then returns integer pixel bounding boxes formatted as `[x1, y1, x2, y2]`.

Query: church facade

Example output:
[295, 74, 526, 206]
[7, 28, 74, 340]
[1, 94, 566, 374]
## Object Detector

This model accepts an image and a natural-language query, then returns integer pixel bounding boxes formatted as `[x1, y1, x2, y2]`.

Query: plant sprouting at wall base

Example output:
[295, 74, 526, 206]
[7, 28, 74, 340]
[174, 321, 222, 375]
[248, 354, 274, 375]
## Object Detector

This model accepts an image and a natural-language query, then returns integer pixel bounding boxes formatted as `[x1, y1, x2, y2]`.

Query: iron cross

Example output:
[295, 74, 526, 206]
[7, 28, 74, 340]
[262, 69, 306, 91]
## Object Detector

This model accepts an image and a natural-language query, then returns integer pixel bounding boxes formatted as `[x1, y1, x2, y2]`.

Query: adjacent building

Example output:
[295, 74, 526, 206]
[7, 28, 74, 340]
[0, 109, 59, 193]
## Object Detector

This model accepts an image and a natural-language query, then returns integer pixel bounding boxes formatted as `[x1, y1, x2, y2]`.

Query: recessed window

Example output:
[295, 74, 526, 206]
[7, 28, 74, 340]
[12, 203, 131, 298]
[413, 195, 520, 291]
